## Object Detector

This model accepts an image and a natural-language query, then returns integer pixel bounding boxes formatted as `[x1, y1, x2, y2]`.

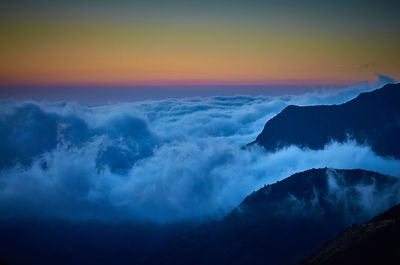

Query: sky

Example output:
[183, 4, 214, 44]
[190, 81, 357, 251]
[1, 0, 400, 97]
[1, 4, 400, 263]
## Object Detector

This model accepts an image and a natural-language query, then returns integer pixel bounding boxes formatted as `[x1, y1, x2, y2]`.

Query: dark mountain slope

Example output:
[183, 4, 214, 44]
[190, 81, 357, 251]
[142, 168, 400, 265]
[252, 83, 400, 158]
[301, 203, 400, 265]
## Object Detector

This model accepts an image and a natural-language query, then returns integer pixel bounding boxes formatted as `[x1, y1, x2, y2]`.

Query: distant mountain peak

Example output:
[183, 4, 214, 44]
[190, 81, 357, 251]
[251, 83, 400, 158]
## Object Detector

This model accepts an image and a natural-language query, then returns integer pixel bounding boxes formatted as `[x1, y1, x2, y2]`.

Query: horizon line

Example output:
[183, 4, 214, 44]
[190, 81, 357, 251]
[0, 79, 364, 88]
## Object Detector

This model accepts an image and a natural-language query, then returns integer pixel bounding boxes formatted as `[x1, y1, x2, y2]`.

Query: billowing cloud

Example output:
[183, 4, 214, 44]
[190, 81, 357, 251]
[0, 80, 399, 223]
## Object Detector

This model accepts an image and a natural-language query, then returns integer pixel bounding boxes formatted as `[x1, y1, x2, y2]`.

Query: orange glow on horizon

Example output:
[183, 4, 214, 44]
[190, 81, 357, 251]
[1, 19, 399, 86]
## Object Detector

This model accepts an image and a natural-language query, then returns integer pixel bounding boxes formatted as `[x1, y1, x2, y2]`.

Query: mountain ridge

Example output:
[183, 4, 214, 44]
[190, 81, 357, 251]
[251, 83, 400, 158]
[301, 203, 400, 265]
[142, 168, 400, 265]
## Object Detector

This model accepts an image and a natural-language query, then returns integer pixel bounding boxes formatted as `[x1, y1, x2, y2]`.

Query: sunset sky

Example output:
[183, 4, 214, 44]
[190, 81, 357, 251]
[1, 0, 400, 91]
[1, 3, 400, 263]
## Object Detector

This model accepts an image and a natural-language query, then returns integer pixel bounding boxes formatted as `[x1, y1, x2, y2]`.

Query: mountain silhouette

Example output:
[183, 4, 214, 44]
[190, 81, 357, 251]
[301, 203, 400, 265]
[251, 83, 400, 158]
[142, 168, 400, 265]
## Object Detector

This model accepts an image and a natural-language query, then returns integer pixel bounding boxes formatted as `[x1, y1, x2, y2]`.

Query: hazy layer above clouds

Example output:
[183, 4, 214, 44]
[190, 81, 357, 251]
[0, 78, 399, 223]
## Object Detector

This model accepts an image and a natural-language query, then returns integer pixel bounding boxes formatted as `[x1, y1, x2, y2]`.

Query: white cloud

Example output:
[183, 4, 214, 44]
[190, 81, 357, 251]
[0, 79, 399, 223]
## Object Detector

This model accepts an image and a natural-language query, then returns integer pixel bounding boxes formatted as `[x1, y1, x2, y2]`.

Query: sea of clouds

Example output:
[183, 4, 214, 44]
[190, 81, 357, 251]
[0, 76, 399, 223]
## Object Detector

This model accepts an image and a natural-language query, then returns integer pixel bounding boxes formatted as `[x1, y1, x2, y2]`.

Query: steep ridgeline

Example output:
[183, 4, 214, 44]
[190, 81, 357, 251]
[301, 203, 400, 265]
[251, 83, 400, 158]
[142, 169, 400, 265]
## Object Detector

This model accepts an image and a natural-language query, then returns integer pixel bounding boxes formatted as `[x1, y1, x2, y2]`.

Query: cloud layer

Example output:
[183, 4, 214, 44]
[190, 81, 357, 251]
[0, 79, 399, 223]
